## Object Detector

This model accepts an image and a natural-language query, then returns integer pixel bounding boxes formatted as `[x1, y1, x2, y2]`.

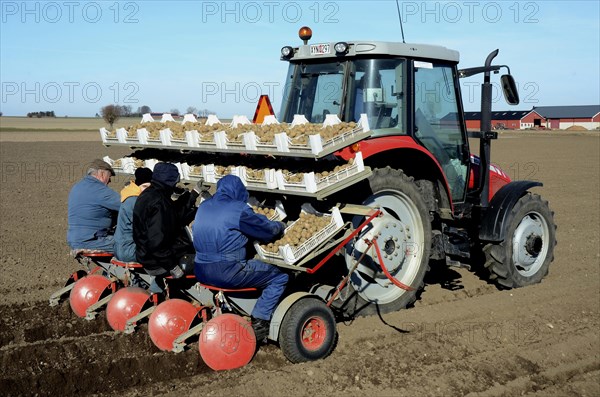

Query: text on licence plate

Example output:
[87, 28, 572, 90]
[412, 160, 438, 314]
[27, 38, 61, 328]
[310, 43, 330, 55]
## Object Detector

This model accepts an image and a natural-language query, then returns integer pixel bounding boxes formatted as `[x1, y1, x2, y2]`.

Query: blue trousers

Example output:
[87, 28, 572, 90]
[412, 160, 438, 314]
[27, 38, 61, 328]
[69, 235, 115, 252]
[196, 259, 289, 321]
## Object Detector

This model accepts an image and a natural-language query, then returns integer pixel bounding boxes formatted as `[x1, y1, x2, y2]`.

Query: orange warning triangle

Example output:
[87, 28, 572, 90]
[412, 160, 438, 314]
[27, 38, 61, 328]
[252, 95, 275, 124]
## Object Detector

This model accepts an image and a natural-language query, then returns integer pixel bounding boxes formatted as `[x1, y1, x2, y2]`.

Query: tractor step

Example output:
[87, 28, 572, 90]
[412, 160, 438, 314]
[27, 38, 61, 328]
[443, 227, 471, 259]
[446, 257, 471, 270]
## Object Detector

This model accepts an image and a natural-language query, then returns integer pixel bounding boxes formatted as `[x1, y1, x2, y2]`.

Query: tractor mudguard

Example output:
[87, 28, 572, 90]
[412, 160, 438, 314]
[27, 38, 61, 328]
[479, 180, 542, 242]
[269, 292, 311, 342]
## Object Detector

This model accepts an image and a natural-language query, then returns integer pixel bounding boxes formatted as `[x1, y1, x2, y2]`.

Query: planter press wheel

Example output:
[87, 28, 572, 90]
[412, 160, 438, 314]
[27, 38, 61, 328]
[69, 274, 113, 318]
[199, 313, 256, 371]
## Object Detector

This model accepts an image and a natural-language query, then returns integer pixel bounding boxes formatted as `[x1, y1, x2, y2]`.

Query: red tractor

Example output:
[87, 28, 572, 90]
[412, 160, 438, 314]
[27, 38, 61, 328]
[272, 27, 556, 316]
[54, 27, 556, 370]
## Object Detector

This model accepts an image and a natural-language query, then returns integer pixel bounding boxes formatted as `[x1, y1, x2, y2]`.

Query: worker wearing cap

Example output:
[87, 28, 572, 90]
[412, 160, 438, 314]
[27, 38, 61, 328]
[192, 174, 288, 343]
[114, 167, 153, 263]
[67, 159, 121, 251]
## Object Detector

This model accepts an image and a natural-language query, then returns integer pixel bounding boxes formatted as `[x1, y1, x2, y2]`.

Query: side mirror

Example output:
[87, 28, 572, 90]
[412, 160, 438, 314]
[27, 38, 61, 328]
[501, 74, 519, 105]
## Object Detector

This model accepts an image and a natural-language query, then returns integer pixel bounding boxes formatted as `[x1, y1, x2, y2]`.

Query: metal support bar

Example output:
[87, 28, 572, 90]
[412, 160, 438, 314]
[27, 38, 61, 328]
[327, 239, 373, 307]
[49, 283, 76, 307]
[294, 226, 353, 268]
[85, 293, 114, 320]
[172, 323, 205, 353]
[306, 209, 382, 275]
[124, 306, 156, 334]
[338, 204, 379, 216]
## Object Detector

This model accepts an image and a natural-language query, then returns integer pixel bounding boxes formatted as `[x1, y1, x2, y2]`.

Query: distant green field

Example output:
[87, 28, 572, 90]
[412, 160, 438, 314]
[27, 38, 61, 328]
[0, 116, 141, 131]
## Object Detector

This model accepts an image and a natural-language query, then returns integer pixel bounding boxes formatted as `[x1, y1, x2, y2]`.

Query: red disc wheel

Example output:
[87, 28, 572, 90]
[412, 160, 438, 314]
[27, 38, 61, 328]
[199, 314, 256, 371]
[148, 299, 199, 351]
[300, 316, 328, 351]
[106, 287, 150, 331]
[69, 275, 112, 318]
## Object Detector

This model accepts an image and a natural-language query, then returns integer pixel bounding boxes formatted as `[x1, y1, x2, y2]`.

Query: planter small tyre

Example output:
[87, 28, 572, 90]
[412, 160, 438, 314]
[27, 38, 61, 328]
[279, 298, 337, 363]
[484, 193, 557, 288]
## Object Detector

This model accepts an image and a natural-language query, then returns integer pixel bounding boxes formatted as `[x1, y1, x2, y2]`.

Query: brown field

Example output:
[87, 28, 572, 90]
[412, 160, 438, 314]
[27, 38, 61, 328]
[0, 130, 598, 396]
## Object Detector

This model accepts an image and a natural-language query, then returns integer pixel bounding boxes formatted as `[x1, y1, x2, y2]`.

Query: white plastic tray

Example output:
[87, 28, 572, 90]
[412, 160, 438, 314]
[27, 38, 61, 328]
[254, 207, 343, 265]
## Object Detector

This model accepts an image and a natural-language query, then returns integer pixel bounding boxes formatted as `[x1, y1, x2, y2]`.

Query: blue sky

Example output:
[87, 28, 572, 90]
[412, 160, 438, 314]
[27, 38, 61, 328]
[1, 0, 599, 117]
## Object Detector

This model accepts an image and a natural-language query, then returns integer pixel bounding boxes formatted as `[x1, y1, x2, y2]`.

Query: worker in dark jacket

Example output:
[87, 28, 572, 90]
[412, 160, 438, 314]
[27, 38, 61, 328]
[192, 175, 287, 342]
[133, 163, 199, 284]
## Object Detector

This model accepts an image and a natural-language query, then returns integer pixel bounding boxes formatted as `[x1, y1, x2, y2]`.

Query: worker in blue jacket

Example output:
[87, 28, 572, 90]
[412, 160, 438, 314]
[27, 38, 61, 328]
[192, 175, 287, 342]
[67, 159, 121, 251]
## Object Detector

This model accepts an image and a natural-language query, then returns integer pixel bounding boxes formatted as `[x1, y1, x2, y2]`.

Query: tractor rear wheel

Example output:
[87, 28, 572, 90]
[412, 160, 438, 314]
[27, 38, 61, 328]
[343, 167, 431, 316]
[484, 193, 556, 288]
[279, 298, 336, 363]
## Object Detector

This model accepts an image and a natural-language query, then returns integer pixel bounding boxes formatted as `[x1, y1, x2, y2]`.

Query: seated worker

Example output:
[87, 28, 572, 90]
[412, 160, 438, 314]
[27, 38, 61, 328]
[133, 163, 199, 288]
[67, 159, 120, 251]
[114, 167, 153, 263]
[192, 175, 288, 342]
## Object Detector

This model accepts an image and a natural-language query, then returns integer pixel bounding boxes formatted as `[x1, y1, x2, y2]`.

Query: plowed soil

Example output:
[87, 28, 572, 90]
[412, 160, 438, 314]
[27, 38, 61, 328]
[1, 130, 598, 397]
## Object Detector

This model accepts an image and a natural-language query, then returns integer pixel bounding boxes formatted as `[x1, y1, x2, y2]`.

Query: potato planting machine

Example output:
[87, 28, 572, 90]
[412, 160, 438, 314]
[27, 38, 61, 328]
[51, 27, 556, 371]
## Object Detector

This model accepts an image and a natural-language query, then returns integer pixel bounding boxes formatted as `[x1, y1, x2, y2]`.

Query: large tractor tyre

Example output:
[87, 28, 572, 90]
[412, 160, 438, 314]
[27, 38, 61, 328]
[279, 298, 337, 364]
[343, 167, 432, 316]
[484, 193, 557, 289]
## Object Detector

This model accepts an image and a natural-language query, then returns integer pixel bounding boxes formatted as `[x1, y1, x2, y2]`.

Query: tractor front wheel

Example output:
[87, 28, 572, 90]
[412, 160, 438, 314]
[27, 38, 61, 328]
[484, 193, 557, 288]
[279, 298, 337, 363]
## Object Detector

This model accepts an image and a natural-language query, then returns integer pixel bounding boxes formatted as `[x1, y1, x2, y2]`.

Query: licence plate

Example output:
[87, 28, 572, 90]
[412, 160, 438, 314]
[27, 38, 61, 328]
[310, 43, 330, 55]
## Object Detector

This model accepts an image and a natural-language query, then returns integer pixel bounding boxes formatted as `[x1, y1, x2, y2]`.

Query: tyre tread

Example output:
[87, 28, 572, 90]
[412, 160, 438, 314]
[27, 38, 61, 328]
[484, 193, 557, 289]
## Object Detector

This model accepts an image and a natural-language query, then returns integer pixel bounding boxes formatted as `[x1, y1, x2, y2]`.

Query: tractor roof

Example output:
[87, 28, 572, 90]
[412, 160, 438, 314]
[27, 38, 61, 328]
[286, 41, 460, 63]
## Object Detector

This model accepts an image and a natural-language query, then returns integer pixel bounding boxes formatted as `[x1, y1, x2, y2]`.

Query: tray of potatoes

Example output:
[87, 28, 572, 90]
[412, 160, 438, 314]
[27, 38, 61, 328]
[254, 207, 343, 265]
[248, 198, 287, 222]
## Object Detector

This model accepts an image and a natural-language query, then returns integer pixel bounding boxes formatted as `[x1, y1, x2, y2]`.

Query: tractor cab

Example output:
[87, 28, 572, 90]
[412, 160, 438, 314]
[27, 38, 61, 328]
[279, 27, 470, 202]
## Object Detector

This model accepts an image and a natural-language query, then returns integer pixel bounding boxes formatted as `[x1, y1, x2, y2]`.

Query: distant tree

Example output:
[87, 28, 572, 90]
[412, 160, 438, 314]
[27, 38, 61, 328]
[186, 106, 197, 115]
[137, 105, 151, 115]
[118, 105, 132, 117]
[95, 113, 100, 118]
[0, 112, 3, 117]
[27, 111, 56, 118]
[101, 104, 122, 129]
[170, 108, 180, 116]
[199, 109, 215, 118]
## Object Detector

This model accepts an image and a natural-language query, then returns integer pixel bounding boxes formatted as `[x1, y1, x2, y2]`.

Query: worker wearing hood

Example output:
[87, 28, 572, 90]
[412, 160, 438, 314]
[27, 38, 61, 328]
[192, 175, 287, 342]
[133, 163, 198, 281]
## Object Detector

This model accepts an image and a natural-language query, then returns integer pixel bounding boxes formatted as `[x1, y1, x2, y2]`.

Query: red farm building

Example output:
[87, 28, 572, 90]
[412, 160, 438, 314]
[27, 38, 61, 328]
[461, 105, 599, 131]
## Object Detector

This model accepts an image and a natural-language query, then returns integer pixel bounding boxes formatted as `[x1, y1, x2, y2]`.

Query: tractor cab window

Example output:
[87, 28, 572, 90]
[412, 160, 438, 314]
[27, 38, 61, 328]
[348, 58, 406, 134]
[280, 58, 406, 134]
[280, 61, 344, 123]
[413, 62, 468, 201]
